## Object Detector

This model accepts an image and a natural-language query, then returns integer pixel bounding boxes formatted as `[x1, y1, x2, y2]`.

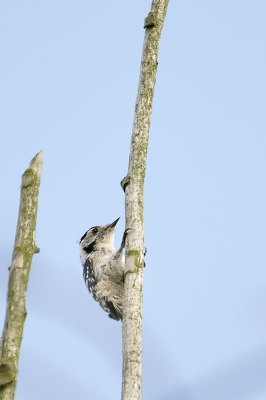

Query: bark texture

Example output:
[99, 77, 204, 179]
[121, 1, 169, 399]
[0, 151, 43, 400]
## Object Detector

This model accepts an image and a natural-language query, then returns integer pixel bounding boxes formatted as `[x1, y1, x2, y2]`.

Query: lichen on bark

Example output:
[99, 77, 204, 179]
[121, 1, 169, 400]
[0, 151, 43, 400]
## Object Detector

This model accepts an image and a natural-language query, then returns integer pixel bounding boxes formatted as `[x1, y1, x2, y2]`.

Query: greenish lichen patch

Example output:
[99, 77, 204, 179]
[0, 363, 14, 387]
[123, 269, 139, 279]
[21, 170, 35, 188]
[126, 250, 139, 257]
[126, 250, 143, 270]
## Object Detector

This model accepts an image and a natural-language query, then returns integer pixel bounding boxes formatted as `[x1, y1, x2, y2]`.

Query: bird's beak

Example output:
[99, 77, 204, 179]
[108, 217, 120, 228]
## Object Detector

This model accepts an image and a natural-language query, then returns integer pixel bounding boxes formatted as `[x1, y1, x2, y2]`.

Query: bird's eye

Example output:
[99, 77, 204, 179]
[92, 227, 98, 234]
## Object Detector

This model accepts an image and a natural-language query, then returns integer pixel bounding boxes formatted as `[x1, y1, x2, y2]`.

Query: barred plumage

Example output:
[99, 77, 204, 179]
[79, 218, 127, 321]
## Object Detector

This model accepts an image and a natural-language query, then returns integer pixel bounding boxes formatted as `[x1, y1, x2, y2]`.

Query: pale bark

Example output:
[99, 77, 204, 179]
[0, 151, 43, 400]
[121, 1, 169, 399]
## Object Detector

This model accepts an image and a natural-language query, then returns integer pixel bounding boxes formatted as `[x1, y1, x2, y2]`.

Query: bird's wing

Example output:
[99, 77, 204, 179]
[83, 258, 98, 301]
[95, 281, 124, 321]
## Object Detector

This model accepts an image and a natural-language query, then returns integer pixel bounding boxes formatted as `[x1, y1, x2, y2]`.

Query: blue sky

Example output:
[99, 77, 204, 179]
[1, 1, 266, 399]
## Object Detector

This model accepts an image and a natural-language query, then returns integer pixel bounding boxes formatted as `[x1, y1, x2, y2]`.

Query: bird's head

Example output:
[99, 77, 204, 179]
[79, 218, 120, 265]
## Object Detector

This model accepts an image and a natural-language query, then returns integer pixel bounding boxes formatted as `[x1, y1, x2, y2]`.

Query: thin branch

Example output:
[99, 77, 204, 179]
[121, 1, 169, 399]
[0, 151, 43, 400]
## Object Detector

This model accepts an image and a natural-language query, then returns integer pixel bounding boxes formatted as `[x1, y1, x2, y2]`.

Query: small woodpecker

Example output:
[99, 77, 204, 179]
[79, 218, 128, 321]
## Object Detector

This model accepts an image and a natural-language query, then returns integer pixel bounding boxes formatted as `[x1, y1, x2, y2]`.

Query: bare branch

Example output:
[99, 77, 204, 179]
[121, 1, 169, 399]
[0, 151, 43, 400]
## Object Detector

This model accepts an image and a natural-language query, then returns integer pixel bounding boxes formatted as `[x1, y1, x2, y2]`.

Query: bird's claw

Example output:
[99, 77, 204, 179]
[120, 228, 133, 249]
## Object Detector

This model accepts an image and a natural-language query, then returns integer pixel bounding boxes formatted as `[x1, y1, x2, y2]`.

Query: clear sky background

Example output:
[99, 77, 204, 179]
[1, 1, 266, 399]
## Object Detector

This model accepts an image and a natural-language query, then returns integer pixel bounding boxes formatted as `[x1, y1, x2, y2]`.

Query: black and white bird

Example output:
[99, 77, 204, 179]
[79, 218, 127, 321]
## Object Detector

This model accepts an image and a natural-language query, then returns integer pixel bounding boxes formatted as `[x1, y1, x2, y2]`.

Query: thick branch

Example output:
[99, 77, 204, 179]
[0, 151, 43, 400]
[121, 1, 169, 399]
